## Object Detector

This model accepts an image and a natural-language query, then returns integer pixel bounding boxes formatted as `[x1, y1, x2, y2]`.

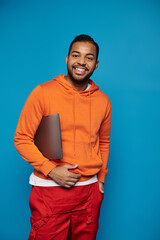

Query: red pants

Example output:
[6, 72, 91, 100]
[28, 182, 104, 240]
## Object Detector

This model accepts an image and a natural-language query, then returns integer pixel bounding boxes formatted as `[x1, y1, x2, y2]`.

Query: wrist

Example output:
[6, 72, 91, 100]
[47, 167, 56, 178]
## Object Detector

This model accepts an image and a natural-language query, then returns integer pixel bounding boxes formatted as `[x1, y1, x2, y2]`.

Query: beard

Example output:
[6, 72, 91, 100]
[67, 66, 94, 86]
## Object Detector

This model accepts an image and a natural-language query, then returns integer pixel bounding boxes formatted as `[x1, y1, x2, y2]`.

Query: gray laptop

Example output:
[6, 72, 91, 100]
[34, 113, 63, 159]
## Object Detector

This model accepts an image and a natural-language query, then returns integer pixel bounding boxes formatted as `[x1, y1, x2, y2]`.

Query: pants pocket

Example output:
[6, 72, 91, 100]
[28, 216, 51, 240]
[28, 186, 53, 239]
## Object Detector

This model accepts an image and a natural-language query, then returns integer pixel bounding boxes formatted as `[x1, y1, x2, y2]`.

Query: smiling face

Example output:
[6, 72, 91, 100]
[65, 41, 99, 88]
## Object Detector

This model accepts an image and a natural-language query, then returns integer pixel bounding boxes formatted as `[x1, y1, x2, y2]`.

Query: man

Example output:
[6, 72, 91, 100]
[14, 34, 111, 240]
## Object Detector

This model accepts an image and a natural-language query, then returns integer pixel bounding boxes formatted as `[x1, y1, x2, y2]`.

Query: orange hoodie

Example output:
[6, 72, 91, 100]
[14, 74, 111, 183]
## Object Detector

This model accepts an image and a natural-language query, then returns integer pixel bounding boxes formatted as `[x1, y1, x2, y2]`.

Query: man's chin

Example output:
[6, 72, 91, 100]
[74, 75, 87, 81]
[67, 68, 93, 84]
[69, 73, 91, 84]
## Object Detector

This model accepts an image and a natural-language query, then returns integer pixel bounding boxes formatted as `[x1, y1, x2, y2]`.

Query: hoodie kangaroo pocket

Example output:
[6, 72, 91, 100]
[76, 146, 103, 176]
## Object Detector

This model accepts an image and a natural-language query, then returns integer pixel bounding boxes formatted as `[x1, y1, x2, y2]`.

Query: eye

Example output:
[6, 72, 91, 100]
[72, 54, 79, 58]
[87, 57, 94, 61]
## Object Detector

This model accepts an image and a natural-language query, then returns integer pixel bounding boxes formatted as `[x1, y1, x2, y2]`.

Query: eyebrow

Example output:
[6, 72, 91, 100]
[71, 51, 95, 57]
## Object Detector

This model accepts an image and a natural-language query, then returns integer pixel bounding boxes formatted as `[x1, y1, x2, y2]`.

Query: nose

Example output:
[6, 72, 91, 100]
[77, 56, 86, 65]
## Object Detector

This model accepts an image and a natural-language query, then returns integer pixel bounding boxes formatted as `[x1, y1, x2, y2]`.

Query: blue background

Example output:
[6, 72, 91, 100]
[0, 0, 160, 239]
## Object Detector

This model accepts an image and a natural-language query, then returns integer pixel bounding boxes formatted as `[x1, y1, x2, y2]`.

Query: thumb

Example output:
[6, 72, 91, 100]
[65, 164, 78, 170]
[98, 181, 104, 193]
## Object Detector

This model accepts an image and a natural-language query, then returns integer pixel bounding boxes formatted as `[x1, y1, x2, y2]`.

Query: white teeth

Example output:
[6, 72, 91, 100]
[76, 68, 85, 72]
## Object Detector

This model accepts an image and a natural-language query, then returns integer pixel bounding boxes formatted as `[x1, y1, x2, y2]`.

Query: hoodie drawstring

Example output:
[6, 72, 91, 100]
[73, 91, 92, 157]
[89, 90, 92, 156]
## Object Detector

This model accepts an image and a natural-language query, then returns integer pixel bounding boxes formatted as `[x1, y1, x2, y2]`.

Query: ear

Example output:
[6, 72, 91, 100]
[94, 60, 99, 70]
[65, 54, 69, 64]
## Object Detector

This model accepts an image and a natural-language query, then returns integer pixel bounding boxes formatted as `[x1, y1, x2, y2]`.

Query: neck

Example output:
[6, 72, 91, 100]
[65, 75, 89, 92]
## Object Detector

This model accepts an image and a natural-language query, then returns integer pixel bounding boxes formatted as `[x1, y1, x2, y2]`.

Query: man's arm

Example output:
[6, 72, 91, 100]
[14, 85, 80, 187]
[97, 98, 111, 188]
[14, 85, 56, 175]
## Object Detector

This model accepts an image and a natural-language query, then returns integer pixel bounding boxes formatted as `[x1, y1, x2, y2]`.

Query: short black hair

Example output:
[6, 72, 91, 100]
[68, 34, 99, 60]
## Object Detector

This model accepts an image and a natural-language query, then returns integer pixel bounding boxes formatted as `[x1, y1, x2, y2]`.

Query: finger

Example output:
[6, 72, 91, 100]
[63, 184, 72, 189]
[98, 182, 104, 193]
[65, 164, 78, 170]
[66, 178, 78, 184]
[66, 181, 76, 186]
[68, 172, 81, 179]
[99, 188, 104, 194]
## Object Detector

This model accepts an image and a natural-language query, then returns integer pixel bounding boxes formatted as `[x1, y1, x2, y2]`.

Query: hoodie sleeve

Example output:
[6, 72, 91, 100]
[14, 85, 56, 176]
[97, 98, 111, 183]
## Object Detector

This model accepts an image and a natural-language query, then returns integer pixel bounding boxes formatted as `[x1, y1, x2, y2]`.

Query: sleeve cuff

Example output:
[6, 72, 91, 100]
[97, 168, 108, 183]
[39, 160, 57, 176]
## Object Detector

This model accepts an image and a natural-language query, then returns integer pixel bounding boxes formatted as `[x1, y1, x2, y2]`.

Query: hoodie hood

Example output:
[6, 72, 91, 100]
[53, 74, 99, 96]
